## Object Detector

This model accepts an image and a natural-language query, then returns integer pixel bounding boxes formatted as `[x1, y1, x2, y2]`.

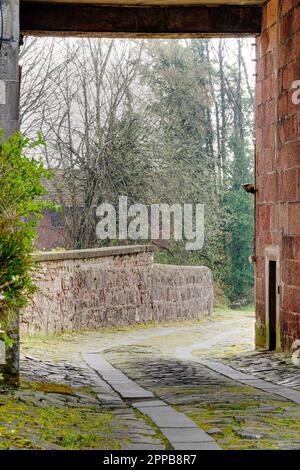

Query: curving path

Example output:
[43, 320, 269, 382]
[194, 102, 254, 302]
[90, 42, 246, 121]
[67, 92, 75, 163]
[21, 310, 300, 450]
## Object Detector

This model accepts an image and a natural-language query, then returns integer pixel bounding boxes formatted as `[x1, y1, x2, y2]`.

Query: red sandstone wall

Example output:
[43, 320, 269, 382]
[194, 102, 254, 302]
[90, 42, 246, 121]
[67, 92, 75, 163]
[256, 0, 300, 349]
[21, 247, 213, 334]
[152, 264, 213, 322]
[21, 248, 153, 334]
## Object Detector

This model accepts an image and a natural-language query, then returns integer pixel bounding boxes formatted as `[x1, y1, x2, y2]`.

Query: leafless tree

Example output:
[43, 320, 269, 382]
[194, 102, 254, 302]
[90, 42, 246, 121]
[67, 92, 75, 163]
[20, 38, 152, 248]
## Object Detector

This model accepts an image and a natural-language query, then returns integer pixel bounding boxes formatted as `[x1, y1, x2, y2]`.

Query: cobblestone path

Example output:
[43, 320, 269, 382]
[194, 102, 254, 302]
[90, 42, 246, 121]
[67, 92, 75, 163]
[5, 308, 298, 450]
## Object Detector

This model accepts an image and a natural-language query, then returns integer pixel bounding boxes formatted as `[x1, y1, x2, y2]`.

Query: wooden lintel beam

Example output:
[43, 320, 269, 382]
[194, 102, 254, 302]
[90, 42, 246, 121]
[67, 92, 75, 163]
[20, 3, 262, 38]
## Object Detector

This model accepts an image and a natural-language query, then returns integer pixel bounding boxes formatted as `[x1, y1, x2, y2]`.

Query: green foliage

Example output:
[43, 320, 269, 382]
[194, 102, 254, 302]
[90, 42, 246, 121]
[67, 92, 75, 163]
[224, 189, 254, 302]
[0, 131, 55, 345]
[146, 40, 254, 303]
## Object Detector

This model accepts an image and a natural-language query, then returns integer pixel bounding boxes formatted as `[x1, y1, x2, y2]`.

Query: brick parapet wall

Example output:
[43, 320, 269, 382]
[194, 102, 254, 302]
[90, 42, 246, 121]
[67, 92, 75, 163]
[256, 0, 300, 349]
[21, 246, 213, 334]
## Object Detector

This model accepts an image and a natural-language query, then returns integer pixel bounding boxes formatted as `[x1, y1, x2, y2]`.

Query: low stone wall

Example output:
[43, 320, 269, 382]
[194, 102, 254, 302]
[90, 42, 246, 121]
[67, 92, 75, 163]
[152, 264, 214, 322]
[21, 246, 213, 334]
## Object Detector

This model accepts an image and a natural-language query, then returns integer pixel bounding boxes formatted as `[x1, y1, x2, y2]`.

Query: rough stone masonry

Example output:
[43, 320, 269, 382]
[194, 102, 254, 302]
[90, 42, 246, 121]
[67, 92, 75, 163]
[255, 0, 300, 351]
[0, 0, 19, 137]
[20, 245, 214, 334]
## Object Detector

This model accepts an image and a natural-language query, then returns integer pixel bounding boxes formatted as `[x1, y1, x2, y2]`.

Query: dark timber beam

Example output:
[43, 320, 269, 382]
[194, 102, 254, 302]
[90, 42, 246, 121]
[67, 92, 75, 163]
[20, 3, 262, 38]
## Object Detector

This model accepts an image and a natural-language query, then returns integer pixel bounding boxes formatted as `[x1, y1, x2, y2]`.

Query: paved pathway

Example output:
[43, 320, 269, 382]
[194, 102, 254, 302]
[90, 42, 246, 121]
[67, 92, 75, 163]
[83, 353, 221, 450]
[17, 354, 167, 450]
[17, 309, 300, 450]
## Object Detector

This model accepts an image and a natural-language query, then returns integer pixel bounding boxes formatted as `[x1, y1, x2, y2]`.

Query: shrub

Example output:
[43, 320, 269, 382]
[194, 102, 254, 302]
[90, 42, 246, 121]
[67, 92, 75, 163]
[0, 132, 55, 347]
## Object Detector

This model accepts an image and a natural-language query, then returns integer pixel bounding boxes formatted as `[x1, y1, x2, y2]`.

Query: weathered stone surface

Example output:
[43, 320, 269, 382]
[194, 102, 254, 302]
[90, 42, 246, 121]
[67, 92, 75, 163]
[152, 264, 213, 322]
[18, 310, 300, 450]
[105, 346, 300, 449]
[21, 246, 213, 334]
[0, 0, 20, 137]
[159, 427, 214, 443]
[224, 350, 300, 391]
[207, 428, 224, 436]
[15, 353, 168, 450]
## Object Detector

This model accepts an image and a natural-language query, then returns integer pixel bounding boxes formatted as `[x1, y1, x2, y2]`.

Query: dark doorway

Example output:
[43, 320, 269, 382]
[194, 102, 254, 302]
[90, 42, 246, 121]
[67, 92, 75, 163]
[268, 260, 277, 351]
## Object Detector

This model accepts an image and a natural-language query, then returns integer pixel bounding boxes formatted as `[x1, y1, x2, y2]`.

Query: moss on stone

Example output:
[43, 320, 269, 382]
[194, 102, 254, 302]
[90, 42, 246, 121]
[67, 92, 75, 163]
[255, 322, 266, 349]
[134, 409, 173, 450]
[177, 398, 300, 450]
[31, 382, 74, 395]
[0, 389, 119, 450]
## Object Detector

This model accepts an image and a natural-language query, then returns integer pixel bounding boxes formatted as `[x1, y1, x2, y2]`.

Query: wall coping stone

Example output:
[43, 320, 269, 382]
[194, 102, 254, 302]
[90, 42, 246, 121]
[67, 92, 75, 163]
[154, 264, 211, 272]
[33, 245, 156, 262]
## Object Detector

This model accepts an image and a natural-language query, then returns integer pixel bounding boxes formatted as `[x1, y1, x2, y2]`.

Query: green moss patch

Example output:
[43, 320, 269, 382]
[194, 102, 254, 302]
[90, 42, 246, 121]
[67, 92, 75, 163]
[31, 382, 74, 395]
[0, 393, 119, 450]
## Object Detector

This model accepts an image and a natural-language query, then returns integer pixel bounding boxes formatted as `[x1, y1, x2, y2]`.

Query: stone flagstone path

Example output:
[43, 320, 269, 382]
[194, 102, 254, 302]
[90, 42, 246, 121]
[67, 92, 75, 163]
[83, 353, 221, 450]
[17, 309, 300, 450]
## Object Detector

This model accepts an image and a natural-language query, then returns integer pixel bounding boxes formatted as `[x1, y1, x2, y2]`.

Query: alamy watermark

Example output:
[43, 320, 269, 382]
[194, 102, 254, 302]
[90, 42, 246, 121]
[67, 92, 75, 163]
[96, 196, 204, 251]
[292, 80, 300, 104]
